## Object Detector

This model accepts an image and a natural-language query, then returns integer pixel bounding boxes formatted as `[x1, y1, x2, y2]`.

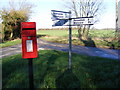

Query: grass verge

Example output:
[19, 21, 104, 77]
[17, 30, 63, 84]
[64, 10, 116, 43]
[2, 50, 120, 88]
[1, 29, 119, 49]
[0, 39, 21, 48]
[37, 30, 119, 49]
[37, 29, 116, 38]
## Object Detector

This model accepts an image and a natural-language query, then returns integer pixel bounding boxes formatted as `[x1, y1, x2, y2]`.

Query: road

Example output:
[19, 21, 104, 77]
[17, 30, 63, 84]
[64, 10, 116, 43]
[0, 39, 120, 60]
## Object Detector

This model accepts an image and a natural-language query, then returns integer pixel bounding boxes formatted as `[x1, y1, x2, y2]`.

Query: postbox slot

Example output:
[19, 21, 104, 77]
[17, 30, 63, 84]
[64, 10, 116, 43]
[22, 28, 35, 30]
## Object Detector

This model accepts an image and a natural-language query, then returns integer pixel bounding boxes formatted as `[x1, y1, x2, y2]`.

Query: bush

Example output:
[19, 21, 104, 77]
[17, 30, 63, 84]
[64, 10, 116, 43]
[0, 1, 33, 41]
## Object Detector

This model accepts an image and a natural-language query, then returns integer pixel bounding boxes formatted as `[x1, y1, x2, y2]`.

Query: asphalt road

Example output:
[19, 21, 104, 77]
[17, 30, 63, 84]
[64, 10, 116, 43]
[0, 39, 120, 60]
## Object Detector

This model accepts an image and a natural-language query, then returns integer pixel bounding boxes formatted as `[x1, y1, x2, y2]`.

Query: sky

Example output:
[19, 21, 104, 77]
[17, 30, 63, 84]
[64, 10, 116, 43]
[0, 0, 119, 29]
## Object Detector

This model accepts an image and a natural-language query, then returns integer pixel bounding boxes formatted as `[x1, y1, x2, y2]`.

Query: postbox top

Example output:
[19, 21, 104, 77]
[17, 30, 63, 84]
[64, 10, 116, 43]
[21, 22, 36, 29]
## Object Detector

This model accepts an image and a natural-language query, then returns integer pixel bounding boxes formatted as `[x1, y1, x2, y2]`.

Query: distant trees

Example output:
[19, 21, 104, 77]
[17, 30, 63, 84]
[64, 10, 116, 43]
[63, 0, 104, 40]
[0, 0, 34, 42]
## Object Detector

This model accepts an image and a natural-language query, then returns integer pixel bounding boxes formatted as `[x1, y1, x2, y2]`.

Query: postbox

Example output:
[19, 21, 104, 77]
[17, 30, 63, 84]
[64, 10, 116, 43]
[21, 22, 38, 59]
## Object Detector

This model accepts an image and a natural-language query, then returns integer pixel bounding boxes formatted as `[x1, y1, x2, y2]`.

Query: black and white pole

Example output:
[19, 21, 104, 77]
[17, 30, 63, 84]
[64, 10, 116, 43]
[68, 11, 72, 70]
[28, 58, 34, 90]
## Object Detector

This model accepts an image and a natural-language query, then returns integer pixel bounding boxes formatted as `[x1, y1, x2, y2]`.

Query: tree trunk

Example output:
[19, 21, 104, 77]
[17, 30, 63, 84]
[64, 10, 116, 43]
[85, 25, 91, 40]
[78, 26, 82, 40]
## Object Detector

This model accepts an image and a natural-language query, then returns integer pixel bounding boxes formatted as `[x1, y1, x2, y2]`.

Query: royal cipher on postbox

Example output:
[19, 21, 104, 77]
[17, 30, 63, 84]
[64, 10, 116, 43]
[21, 22, 38, 59]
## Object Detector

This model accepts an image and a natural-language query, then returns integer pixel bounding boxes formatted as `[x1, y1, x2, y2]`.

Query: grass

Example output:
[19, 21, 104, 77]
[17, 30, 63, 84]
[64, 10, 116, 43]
[1, 29, 119, 49]
[2, 50, 120, 88]
[88, 30, 116, 38]
[37, 29, 120, 49]
[37, 30, 69, 37]
[0, 39, 21, 48]
[37, 29, 116, 38]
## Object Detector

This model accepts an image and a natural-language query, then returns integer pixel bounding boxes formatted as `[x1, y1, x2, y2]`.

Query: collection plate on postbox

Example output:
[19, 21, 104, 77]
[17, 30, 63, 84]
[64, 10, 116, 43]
[21, 22, 38, 59]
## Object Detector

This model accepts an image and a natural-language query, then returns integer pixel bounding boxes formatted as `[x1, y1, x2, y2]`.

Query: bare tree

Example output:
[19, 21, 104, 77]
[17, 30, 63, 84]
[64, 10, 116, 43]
[63, 0, 104, 40]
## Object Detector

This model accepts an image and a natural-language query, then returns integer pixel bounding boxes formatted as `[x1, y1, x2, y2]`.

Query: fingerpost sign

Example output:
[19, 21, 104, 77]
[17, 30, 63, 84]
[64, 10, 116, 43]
[51, 10, 94, 70]
[51, 10, 72, 69]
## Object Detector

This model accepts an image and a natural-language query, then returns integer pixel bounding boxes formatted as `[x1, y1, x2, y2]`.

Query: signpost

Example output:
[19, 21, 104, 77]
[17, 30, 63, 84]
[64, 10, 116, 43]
[51, 10, 70, 20]
[51, 10, 70, 26]
[51, 10, 72, 69]
[68, 11, 72, 69]
[51, 10, 93, 70]
[72, 16, 93, 26]
[21, 22, 38, 90]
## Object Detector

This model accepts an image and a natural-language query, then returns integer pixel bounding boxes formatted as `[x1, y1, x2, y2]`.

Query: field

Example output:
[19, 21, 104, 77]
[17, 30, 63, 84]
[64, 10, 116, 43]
[37, 29, 116, 38]
[2, 50, 120, 88]
[1, 29, 119, 49]
[37, 29, 119, 49]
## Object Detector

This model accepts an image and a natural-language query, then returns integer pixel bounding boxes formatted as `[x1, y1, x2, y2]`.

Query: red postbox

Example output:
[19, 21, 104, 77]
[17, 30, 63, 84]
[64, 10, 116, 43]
[21, 22, 38, 59]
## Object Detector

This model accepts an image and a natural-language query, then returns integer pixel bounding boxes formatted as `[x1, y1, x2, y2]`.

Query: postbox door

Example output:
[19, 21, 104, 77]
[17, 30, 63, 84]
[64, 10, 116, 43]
[22, 37, 38, 58]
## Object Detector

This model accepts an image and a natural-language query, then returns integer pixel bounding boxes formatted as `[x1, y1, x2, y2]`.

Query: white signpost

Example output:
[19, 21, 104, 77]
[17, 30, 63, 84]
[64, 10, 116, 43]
[51, 10, 70, 26]
[51, 10, 94, 69]
[72, 16, 93, 26]
[51, 10, 70, 20]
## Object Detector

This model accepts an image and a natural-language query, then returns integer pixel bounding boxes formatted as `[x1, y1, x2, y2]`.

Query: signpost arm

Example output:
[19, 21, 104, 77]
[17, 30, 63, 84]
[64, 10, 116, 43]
[68, 11, 72, 70]
[28, 58, 34, 90]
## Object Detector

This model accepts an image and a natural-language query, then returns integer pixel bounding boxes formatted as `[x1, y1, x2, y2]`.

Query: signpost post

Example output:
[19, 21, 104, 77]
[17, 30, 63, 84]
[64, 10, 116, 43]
[68, 11, 72, 69]
[51, 10, 93, 70]
[51, 10, 72, 69]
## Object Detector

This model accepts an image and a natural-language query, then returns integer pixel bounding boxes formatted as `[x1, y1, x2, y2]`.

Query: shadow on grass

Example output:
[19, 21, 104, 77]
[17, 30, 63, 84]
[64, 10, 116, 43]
[56, 69, 81, 88]
[0, 38, 2, 43]
[2, 50, 120, 88]
[79, 37, 96, 47]
[2, 54, 29, 88]
[37, 35, 47, 38]
[34, 50, 64, 88]
[102, 38, 120, 49]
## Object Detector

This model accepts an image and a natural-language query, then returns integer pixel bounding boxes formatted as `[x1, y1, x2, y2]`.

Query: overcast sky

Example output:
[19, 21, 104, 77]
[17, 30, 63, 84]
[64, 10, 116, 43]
[0, 0, 119, 29]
